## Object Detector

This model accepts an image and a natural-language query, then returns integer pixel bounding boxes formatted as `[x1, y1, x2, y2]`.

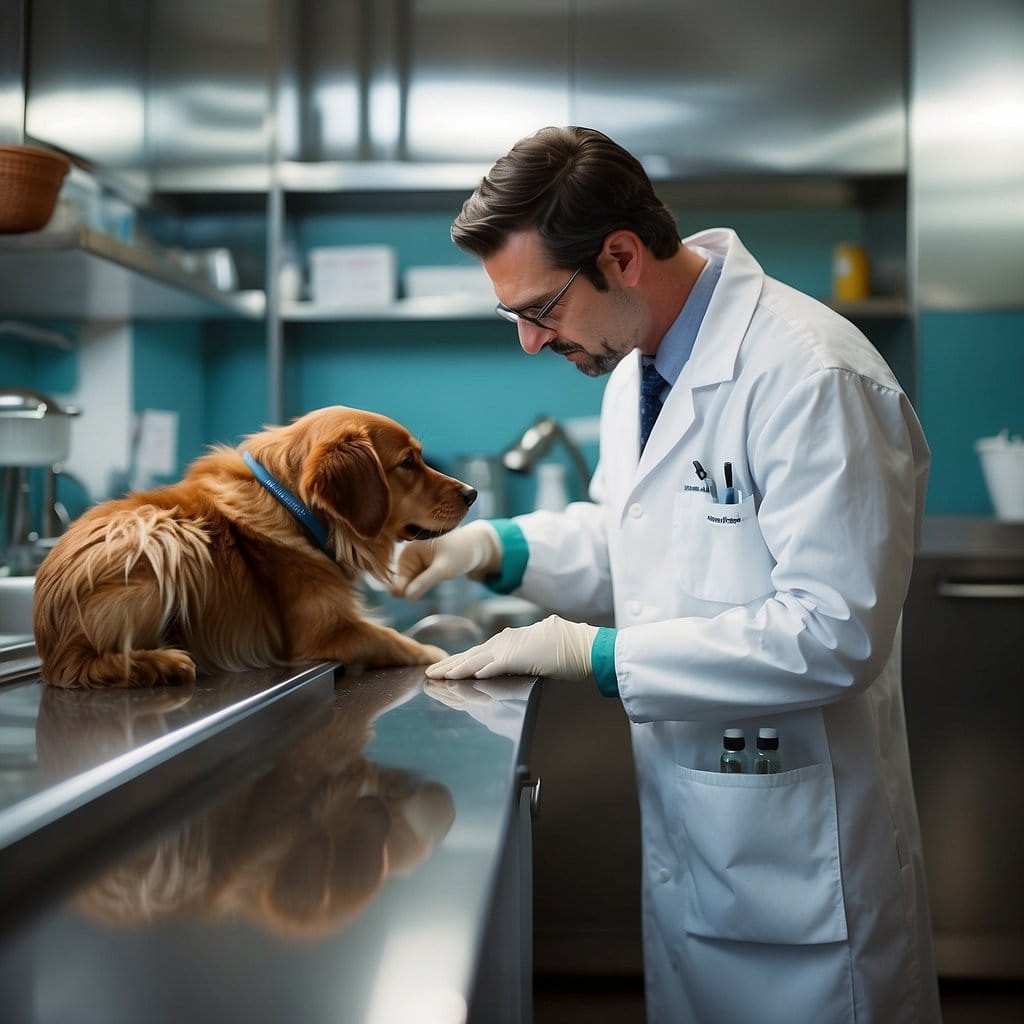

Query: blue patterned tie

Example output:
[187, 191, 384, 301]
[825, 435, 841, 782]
[639, 363, 667, 452]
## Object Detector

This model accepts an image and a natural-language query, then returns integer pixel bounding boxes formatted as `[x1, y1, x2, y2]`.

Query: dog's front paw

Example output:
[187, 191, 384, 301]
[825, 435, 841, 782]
[413, 642, 448, 665]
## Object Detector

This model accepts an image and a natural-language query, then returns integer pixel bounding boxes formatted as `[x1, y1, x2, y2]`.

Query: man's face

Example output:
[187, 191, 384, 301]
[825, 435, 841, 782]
[483, 230, 643, 377]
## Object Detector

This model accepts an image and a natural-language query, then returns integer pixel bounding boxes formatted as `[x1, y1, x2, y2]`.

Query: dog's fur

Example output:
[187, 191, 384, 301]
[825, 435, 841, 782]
[33, 406, 476, 688]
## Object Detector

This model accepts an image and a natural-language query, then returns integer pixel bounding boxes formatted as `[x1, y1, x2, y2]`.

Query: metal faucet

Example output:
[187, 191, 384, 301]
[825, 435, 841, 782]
[501, 415, 592, 494]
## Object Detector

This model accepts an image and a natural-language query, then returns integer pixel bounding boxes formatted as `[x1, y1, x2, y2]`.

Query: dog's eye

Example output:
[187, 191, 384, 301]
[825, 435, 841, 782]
[400, 453, 418, 470]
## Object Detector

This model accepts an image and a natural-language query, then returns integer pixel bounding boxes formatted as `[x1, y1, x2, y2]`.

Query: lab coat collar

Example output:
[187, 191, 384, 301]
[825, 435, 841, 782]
[682, 228, 763, 390]
[633, 228, 764, 482]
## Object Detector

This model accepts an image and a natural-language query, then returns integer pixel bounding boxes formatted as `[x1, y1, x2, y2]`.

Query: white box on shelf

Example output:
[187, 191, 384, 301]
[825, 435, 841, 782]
[309, 245, 397, 307]
[404, 264, 493, 300]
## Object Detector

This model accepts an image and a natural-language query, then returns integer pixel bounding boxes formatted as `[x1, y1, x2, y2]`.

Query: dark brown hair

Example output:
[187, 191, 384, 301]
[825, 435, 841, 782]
[451, 126, 680, 290]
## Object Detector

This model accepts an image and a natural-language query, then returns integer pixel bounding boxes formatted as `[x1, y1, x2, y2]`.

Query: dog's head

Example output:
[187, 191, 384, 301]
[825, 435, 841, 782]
[251, 406, 477, 548]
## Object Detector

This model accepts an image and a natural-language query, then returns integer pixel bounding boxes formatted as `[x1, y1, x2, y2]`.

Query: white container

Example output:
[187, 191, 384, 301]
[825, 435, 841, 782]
[404, 264, 493, 300]
[309, 245, 396, 308]
[975, 430, 1024, 521]
[534, 462, 569, 512]
[0, 388, 78, 466]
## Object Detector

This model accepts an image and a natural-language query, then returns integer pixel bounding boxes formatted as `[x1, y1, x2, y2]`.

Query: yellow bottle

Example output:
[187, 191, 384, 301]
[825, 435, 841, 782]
[832, 243, 871, 301]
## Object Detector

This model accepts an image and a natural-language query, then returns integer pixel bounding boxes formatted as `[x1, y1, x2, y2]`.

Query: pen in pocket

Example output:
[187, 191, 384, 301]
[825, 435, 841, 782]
[692, 460, 718, 501]
[722, 462, 742, 504]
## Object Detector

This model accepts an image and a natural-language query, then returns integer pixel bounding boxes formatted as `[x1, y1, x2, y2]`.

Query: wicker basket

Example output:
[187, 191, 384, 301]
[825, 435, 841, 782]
[0, 144, 72, 233]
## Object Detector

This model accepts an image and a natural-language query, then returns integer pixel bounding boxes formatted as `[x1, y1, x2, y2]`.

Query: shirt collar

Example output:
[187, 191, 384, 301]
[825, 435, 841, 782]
[647, 248, 724, 386]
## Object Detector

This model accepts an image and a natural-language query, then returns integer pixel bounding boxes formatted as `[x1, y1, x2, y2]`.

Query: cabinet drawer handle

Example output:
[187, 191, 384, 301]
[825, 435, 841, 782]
[937, 580, 1024, 600]
[520, 775, 541, 819]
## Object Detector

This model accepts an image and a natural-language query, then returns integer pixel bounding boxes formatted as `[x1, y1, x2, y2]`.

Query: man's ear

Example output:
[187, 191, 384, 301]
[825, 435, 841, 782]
[601, 229, 644, 286]
[302, 434, 390, 538]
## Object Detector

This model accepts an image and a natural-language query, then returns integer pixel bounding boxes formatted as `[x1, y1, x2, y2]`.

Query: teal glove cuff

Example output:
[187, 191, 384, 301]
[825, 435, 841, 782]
[483, 518, 529, 594]
[591, 627, 619, 697]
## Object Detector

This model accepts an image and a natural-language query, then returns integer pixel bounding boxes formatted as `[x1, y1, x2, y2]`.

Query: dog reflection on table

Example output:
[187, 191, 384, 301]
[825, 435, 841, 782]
[36, 673, 454, 938]
[32, 406, 476, 689]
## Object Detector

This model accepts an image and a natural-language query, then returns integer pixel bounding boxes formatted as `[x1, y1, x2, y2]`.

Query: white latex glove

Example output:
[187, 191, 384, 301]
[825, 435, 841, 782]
[425, 614, 598, 681]
[390, 520, 502, 601]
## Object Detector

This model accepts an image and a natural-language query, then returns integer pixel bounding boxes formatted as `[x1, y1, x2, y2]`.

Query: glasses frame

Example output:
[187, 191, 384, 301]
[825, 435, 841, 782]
[495, 266, 582, 328]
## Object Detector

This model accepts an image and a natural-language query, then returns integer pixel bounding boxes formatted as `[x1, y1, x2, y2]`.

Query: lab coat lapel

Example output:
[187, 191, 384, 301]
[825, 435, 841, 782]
[634, 360, 694, 478]
[632, 228, 764, 487]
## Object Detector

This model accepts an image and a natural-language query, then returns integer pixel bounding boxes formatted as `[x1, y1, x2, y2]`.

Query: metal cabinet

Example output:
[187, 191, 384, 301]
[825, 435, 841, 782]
[148, 0, 273, 191]
[20, 0, 272, 194]
[902, 518, 1024, 978]
[910, 0, 1024, 309]
[470, 770, 538, 1024]
[572, 0, 906, 178]
[278, 0, 571, 166]
[24, 0, 149, 191]
[529, 677, 644, 978]
[276, 0, 904, 178]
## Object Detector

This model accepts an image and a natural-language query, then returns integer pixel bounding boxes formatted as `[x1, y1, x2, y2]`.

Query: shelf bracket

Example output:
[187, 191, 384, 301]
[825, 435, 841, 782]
[0, 320, 74, 351]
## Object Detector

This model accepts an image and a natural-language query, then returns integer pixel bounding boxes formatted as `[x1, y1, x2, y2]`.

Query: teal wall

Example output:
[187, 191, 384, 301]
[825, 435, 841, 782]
[133, 321, 207, 483]
[0, 322, 78, 395]
[918, 311, 1024, 516]
[201, 322, 271, 447]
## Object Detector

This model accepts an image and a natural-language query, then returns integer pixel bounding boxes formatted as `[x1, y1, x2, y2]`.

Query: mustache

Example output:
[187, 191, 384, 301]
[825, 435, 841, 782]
[546, 340, 588, 357]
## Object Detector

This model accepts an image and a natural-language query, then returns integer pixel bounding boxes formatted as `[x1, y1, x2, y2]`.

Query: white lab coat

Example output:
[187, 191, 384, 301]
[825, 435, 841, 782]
[510, 229, 940, 1022]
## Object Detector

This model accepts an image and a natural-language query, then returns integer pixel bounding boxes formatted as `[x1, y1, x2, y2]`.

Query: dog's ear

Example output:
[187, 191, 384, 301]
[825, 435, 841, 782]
[303, 435, 390, 538]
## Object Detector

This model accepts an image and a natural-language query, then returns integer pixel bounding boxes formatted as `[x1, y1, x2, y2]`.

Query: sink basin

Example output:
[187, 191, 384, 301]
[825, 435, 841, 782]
[405, 614, 484, 653]
[0, 576, 35, 639]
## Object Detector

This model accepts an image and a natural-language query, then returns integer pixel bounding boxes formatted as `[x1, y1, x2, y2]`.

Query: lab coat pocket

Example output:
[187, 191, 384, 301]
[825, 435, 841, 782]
[676, 762, 848, 945]
[672, 491, 775, 606]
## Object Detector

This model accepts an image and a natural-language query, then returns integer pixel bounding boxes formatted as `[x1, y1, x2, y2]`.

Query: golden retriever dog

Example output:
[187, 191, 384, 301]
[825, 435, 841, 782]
[33, 406, 476, 688]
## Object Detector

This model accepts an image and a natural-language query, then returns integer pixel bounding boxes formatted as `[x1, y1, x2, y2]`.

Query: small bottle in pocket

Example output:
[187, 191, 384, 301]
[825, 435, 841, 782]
[754, 727, 782, 774]
[720, 728, 749, 773]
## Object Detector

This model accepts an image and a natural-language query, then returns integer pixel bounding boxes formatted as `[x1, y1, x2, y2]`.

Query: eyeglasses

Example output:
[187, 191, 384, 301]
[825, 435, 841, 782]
[495, 266, 582, 329]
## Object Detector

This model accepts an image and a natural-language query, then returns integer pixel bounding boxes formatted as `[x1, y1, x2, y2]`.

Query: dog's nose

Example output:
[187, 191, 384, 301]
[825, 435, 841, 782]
[460, 487, 478, 508]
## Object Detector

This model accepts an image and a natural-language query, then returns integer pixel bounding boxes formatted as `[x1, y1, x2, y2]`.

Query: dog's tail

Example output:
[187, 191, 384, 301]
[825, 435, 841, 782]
[33, 505, 212, 688]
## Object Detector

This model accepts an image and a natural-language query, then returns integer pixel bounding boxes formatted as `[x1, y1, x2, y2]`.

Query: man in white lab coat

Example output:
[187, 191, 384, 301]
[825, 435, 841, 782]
[391, 126, 941, 1023]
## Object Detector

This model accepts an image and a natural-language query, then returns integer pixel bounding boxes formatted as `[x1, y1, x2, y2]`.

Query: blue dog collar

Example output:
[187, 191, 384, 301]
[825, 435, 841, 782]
[242, 450, 330, 551]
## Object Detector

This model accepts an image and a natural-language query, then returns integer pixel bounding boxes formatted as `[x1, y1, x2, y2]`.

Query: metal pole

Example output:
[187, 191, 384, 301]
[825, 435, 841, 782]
[0, 0, 28, 143]
[264, 0, 285, 425]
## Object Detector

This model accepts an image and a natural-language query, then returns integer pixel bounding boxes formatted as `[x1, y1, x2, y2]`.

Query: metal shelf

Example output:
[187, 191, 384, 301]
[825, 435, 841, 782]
[281, 294, 906, 324]
[825, 296, 910, 318]
[279, 160, 491, 194]
[0, 227, 265, 321]
[282, 293, 495, 322]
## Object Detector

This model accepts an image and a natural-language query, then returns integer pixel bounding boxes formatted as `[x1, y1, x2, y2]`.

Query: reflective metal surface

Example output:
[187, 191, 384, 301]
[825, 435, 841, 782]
[910, 0, 1024, 309]
[903, 529, 1024, 977]
[25, 0, 150, 192]
[148, 0, 272, 190]
[0, 577, 34, 639]
[16, 0, 914, 192]
[275, 0, 905, 185]
[573, 0, 906, 176]
[403, 0, 572, 163]
[0, 661, 336, 905]
[0, 663, 538, 1023]
[0, 0, 27, 143]
[24, 1, 272, 194]
[277, 0, 363, 162]
[0, 228, 265, 319]
[278, 0, 571, 165]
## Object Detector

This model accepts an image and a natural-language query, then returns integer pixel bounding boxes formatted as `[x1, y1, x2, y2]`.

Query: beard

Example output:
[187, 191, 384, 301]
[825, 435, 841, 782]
[547, 339, 625, 378]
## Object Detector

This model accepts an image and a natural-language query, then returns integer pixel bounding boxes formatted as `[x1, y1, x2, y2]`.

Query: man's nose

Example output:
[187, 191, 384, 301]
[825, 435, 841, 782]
[518, 320, 556, 355]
